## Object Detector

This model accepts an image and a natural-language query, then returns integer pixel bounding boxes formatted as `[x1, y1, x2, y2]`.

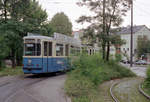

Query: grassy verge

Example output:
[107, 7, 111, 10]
[65, 54, 136, 102]
[142, 66, 150, 96]
[0, 66, 23, 77]
[142, 83, 150, 96]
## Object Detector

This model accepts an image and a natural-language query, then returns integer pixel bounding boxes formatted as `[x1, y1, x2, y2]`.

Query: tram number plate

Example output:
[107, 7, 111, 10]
[57, 61, 63, 65]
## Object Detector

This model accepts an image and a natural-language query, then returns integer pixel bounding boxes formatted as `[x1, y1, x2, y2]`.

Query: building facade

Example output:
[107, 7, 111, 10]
[115, 25, 150, 61]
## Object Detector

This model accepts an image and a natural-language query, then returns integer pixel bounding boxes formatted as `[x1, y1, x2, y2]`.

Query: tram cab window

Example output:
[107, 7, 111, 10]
[24, 43, 41, 56]
[44, 42, 48, 56]
[70, 46, 75, 55]
[56, 44, 64, 56]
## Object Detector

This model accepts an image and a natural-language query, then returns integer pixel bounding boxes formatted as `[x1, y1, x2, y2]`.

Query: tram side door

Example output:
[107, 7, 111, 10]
[43, 42, 48, 73]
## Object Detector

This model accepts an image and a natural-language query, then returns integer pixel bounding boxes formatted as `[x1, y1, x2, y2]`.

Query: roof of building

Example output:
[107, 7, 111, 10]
[116, 25, 147, 34]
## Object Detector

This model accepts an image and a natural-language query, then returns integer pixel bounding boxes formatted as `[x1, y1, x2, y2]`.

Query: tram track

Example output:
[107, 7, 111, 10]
[110, 81, 120, 102]
[110, 78, 150, 102]
[0, 74, 50, 102]
[2, 73, 67, 102]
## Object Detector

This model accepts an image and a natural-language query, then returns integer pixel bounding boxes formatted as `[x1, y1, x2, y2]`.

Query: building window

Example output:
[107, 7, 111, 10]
[127, 48, 129, 51]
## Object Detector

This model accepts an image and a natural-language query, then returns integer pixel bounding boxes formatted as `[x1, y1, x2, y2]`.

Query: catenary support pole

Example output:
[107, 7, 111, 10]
[130, 0, 133, 67]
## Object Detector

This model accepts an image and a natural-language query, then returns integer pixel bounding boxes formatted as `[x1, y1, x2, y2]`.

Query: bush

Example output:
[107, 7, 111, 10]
[144, 67, 150, 89]
[65, 53, 136, 102]
[0, 66, 23, 76]
[115, 54, 122, 62]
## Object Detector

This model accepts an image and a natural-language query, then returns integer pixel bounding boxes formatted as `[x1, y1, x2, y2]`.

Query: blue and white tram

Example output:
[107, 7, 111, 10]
[22, 33, 81, 74]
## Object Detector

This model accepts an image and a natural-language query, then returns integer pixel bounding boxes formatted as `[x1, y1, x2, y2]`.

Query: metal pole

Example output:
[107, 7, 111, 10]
[130, 0, 133, 67]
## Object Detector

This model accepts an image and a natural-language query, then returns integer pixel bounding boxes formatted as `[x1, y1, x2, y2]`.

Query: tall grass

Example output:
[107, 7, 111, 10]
[0, 66, 23, 76]
[144, 67, 150, 89]
[65, 53, 135, 102]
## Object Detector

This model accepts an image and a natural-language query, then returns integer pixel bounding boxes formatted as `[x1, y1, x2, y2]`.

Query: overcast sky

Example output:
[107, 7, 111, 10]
[38, 0, 150, 31]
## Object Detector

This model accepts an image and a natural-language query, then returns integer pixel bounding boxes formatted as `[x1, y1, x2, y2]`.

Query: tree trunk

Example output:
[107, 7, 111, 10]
[0, 59, 2, 68]
[4, 0, 7, 22]
[102, 42, 106, 60]
[11, 49, 16, 68]
[16, 58, 22, 66]
[106, 41, 110, 61]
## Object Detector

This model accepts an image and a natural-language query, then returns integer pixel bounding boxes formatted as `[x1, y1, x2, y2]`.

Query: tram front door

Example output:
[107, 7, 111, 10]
[43, 41, 53, 73]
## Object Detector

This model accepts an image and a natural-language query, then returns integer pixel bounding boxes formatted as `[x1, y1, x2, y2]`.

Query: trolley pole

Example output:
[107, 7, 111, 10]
[130, 0, 133, 67]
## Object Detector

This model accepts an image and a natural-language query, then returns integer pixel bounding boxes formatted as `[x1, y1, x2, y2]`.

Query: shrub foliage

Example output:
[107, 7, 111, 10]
[144, 67, 150, 89]
[65, 54, 135, 102]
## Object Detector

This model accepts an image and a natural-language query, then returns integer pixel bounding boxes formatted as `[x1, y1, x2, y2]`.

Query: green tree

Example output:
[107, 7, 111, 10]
[81, 26, 97, 46]
[0, 36, 9, 68]
[110, 35, 126, 47]
[77, 0, 131, 61]
[137, 35, 150, 59]
[50, 12, 72, 36]
[0, 0, 49, 67]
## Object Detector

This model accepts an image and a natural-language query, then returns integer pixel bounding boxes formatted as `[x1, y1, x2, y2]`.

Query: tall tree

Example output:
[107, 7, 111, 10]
[81, 26, 97, 46]
[50, 12, 72, 36]
[137, 35, 150, 59]
[0, 36, 9, 68]
[77, 0, 131, 61]
[0, 0, 49, 67]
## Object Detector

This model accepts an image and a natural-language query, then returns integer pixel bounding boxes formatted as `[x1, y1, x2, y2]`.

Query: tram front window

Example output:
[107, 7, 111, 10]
[24, 43, 41, 56]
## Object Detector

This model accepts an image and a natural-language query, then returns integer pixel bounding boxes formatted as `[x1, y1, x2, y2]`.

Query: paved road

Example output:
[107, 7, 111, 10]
[0, 74, 70, 102]
[121, 63, 147, 77]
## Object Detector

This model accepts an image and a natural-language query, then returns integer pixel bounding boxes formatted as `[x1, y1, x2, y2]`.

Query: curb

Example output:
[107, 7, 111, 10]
[139, 83, 150, 100]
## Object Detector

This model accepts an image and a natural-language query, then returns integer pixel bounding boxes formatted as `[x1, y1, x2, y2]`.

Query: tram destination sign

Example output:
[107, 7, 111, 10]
[25, 39, 35, 43]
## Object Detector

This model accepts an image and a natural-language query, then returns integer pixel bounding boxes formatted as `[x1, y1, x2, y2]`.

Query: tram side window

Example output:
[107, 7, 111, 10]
[49, 42, 52, 56]
[90, 49, 92, 55]
[70, 46, 75, 55]
[77, 47, 81, 55]
[56, 44, 64, 56]
[37, 44, 41, 56]
[65, 44, 69, 56]
[44, 42, 48, 56]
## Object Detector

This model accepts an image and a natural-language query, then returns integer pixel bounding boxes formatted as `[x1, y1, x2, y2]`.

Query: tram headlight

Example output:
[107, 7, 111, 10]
[28, 59, 32, 65]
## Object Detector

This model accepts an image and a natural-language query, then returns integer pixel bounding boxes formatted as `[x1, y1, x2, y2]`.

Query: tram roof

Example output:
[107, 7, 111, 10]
[24, 34, 82, 47]
[24, 35, 54, 41]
